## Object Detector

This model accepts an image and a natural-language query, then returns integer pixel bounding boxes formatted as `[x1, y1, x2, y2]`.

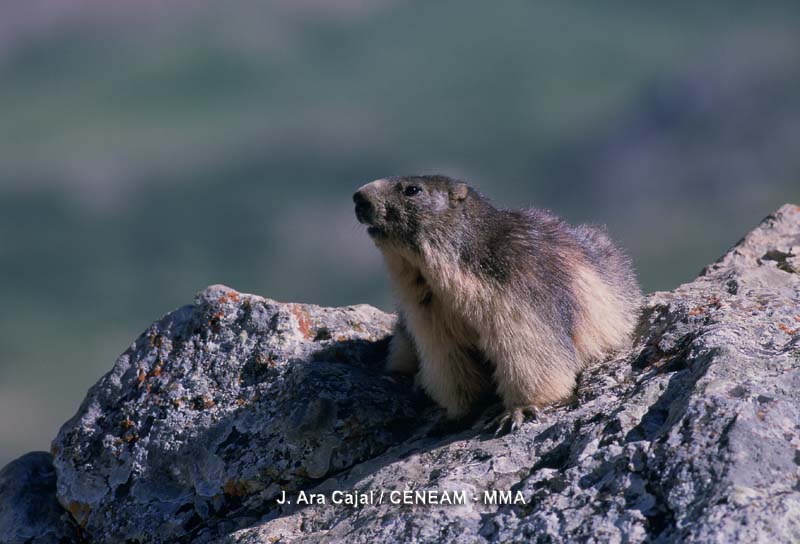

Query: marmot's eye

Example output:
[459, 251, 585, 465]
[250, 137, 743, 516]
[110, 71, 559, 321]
[403, 185, 421, 197]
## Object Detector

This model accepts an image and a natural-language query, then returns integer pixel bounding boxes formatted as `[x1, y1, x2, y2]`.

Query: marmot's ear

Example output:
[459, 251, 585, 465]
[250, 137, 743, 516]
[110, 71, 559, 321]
[450, 183, 469, 202]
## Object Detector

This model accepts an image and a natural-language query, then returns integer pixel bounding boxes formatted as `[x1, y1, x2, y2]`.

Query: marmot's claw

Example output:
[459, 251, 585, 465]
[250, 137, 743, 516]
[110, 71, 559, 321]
[488, 405, 540, 436]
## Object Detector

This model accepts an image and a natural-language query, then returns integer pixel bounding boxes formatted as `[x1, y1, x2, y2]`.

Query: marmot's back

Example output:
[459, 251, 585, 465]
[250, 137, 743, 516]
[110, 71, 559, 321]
[571, 223, 640, 303]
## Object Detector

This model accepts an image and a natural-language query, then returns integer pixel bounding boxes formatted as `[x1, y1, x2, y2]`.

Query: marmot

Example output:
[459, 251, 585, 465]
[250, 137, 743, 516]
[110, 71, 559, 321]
[353, 175, 642, 432]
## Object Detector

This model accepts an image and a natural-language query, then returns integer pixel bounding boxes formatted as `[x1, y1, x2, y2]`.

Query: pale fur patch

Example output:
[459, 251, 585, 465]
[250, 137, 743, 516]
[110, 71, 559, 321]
[571, 264, 636, 364]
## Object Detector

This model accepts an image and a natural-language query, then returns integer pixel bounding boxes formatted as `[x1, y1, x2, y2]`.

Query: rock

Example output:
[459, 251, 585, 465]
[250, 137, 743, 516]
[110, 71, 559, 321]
[51, 287, 421, 542]
[44, 204, 800, 543]
[0, 451, 79, 544]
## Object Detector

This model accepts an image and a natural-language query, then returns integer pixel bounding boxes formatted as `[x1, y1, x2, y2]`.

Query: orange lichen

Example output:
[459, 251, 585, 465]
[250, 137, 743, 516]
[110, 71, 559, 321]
[223, 478, 264, 497]
[256, 353, 277, 368]
[291, 305, 315, 339]
[68, 501, 91, 527]
[223, 479, 247, 497]
[218, 291, 241, 304]
[147, 359, 164, 379]
[192, 395, 216, 410]
[209, 310, 226, 333]
[778, 323, 798, 335]
[688, 295, 722, 317]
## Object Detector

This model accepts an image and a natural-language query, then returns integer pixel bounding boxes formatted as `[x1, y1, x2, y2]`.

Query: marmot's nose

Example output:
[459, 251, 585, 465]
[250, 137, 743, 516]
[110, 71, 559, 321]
[353, 190, 374, 223]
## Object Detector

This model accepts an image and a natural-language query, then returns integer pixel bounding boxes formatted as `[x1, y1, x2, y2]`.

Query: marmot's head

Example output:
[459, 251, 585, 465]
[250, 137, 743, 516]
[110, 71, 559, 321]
[353, 175, 478, 252]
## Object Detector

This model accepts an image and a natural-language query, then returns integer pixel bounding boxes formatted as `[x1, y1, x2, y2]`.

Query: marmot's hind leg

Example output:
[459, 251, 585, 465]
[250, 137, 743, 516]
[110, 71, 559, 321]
[489, 348, 578, 412]
[481, 314, 580, 432]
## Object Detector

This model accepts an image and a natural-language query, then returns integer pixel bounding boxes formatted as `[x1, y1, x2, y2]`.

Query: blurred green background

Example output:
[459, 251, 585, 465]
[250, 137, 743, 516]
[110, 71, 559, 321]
[1, 0, 799, 466]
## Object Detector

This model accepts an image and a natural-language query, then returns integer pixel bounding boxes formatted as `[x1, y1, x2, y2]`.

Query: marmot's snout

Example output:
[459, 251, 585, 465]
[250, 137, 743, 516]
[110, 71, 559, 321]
[353, 189, 374, 225]
[354, 180, 392, 238]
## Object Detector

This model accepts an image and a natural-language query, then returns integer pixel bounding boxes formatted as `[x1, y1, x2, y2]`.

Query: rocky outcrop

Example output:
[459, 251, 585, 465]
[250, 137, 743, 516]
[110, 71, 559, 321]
[50, 289, 421, 543]
[3, 204, 800, 543]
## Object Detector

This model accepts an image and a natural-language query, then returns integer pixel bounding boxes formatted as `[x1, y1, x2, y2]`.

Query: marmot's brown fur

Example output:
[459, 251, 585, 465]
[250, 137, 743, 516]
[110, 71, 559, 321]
[353, 175, 642, 431]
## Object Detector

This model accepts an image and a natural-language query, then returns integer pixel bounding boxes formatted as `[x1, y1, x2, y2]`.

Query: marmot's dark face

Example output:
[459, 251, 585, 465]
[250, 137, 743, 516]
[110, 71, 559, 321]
[353, 175, 471, 251]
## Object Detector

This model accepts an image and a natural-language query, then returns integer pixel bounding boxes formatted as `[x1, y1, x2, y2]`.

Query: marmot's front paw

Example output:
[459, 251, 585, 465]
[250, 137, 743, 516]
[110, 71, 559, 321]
[487, 405, 541, 436]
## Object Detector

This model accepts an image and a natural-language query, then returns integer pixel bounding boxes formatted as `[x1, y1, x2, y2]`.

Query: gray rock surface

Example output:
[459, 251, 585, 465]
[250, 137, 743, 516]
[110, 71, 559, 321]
[51, 287, 421, 543]
[6, 204, 800, 543]
[0, 451, 78, 543]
